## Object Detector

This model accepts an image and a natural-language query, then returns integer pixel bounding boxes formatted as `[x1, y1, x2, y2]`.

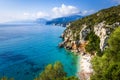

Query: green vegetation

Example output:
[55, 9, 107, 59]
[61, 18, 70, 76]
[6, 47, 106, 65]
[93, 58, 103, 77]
[68, 5, 120, 40]
[34, 61, 78, 80]
[0, 62, 78, 80]
[0, 77, 14, 80]
[90, 27, 120, 80]
[108, 27, 120, 53]
[85, 31, 101, 55]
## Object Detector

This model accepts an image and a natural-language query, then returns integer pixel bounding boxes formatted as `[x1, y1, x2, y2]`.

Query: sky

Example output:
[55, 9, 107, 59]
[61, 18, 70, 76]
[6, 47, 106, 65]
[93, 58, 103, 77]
[0, 0, 119, 23]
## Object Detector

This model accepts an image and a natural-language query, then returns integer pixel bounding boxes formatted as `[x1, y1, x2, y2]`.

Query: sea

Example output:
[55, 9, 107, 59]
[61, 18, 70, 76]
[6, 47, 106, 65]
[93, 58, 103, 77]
[0, 24, 78, 80]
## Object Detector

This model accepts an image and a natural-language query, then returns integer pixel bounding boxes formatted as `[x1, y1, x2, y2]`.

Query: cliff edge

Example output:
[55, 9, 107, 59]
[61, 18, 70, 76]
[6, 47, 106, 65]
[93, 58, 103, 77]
[59, 5, 120, 80]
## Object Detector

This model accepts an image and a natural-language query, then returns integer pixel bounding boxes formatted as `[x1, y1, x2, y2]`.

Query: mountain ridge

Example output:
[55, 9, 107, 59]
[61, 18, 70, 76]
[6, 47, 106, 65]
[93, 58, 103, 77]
[46, 15, 83, 27]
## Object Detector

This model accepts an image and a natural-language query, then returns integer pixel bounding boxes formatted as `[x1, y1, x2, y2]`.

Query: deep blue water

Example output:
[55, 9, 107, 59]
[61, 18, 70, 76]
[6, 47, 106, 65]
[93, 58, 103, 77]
[0, 24, 78, 80]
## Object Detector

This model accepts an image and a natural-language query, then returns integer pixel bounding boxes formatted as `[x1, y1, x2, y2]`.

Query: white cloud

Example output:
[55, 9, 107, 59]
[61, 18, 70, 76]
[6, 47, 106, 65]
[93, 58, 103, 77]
[23, 12, 31, 19]
[51, 4, 80, 18]
[23, 12, 30, 16]
[0, 4, 95, 23]
[113, 0, 120, 4]
[36, 12, 49, 18]
[21, 4, 80, 19]
[0, 13, 32, 23]
[81, 10, 95, 15]
[22, 12, 49, 19]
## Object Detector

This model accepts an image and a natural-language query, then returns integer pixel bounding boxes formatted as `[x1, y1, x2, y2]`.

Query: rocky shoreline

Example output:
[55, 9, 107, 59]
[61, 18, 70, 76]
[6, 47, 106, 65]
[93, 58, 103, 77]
[59, 21, 120, 80]
[58, 5, 120, 79]
[59, 43, 93, 80]
[59, 38, 94, 80]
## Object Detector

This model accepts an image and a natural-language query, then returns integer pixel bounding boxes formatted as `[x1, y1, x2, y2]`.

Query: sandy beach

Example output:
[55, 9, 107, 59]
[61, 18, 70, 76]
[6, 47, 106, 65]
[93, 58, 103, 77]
[78, 54, 93, 80]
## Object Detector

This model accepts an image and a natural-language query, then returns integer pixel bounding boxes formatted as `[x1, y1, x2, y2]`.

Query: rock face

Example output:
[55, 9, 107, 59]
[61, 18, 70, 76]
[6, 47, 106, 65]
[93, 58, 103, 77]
[79, 24, 90, 41]
[59, 5, 120, 80]
[60, 21, 120, 53]
[59, 22, 120, 80]
[94, 22, 120, 51]
[94, 21, 108, 51]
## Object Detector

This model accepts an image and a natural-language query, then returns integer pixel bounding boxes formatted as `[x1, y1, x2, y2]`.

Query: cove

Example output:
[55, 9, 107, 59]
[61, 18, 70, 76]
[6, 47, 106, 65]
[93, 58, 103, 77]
[0, 24, 78, 80]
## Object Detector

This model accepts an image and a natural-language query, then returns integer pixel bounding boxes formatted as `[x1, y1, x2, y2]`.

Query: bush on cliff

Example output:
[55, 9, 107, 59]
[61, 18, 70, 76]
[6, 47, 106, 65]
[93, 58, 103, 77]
[108, 27, 120, 53]
[85, 31, 101, 56]
[91, 27, 120, 80]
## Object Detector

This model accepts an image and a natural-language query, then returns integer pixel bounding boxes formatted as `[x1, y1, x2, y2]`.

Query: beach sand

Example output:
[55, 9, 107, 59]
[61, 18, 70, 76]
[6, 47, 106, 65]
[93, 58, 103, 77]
[78, 54, 93, 80]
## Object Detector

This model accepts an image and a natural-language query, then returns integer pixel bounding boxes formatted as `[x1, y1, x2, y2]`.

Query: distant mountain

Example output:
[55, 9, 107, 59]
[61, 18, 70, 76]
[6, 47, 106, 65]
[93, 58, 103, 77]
[46, 15, 83, 27]
[35, 18, 47, 24]
[3, 15, 83, 26]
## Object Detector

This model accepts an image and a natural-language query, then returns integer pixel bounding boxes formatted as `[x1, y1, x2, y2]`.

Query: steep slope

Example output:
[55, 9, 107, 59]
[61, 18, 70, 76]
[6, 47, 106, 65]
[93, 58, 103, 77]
[60, 5, 120, 80]
[91, 27, 120, 80]
[60, 5, 120, 54]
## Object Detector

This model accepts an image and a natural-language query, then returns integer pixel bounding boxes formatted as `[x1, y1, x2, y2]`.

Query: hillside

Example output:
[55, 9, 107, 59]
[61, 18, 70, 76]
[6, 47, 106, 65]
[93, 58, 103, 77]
[46, 15, 83, 27]
[61, 5, 120, 53]
[69, 5, 120, 33]
[60, 5, 120, 80]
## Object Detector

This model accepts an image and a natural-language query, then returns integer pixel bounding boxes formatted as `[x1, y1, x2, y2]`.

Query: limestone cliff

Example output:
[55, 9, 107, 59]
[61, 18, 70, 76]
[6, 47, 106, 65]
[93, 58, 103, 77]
[60, 5, 120, 54]
[59, 5, 120, 80]
[60, 22, 120, 54]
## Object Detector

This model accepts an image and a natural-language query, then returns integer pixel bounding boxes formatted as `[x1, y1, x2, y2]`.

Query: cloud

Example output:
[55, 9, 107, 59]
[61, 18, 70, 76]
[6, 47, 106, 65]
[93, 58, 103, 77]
[22, 12, 49, 19]
[51, 4, 80, 18]
[113, 0, 120, 4]
[0, 4, 95, 23]
[23, 12, 30, 16]
[36, 12, 45, 18]
[22, 4, 80, 19]
[0, 12, 48, 23]
[36, 12, 49, 18]
[0, 12, 34, 23]
[23, 12, 31, 19]
[81, 10, 95, 15]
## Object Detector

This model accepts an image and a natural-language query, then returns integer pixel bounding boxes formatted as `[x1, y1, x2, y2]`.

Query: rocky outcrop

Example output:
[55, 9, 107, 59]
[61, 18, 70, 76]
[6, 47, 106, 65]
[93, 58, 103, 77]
[59, 21, 120, 80]
[60, 21, 120, 53]
[94, 21, 107, 51]
[59, 5, 120, 80]
[79, 24, 90, 42]
[94, 22, 120, 51]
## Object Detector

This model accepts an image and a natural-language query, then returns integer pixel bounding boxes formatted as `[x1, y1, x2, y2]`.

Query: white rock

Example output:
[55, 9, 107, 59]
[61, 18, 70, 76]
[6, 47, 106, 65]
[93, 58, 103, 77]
[94, 21, 108, 51]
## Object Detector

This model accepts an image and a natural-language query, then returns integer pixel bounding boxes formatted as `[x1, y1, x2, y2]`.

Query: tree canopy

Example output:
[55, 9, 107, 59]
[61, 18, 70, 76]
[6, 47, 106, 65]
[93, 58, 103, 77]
[91, 27, 120, 80]
[34, 62, 78, 80]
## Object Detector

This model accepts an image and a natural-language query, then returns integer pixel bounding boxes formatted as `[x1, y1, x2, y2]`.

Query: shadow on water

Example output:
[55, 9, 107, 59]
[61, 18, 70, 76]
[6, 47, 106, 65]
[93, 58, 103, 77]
[0, 51, 27, 62]
[0, 51, 45, 79]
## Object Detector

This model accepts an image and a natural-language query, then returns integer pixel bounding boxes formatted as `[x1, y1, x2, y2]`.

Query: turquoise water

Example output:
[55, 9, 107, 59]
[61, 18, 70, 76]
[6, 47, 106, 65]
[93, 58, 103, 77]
[0, 24, 78, 80]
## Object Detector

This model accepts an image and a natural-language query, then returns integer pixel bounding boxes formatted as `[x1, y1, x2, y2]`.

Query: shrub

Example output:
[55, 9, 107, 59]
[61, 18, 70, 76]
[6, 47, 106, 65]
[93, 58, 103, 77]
[85, 31, 101, 55]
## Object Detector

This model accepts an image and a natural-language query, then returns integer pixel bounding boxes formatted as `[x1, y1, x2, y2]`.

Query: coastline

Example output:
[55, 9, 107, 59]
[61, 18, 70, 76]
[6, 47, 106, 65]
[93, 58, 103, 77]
[59, 36, 93, 80]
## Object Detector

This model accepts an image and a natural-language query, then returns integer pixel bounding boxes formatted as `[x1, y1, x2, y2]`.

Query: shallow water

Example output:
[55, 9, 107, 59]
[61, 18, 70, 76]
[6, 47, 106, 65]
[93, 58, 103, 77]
[0, 24, 78, 80]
